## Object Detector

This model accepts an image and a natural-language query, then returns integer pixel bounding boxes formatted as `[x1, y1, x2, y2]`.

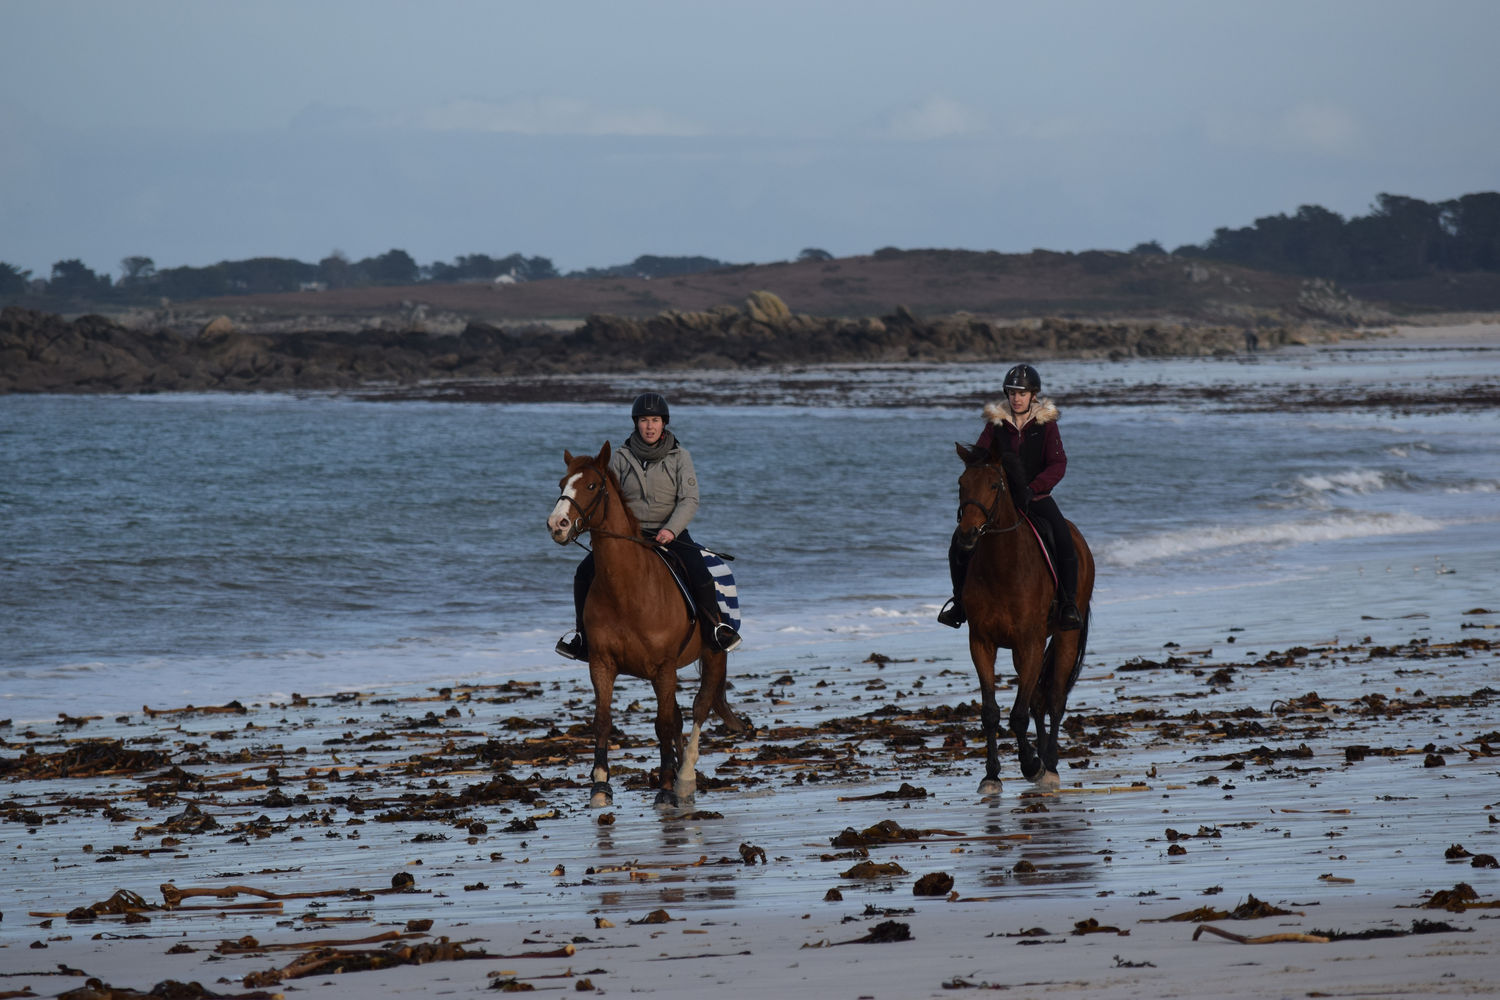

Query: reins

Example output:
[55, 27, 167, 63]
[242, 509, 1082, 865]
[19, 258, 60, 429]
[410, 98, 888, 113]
[959, 461, 1025, 539]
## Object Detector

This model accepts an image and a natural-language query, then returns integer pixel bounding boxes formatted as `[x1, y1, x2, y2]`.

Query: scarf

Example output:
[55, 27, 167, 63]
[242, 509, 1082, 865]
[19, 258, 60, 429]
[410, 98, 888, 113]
[626, 427, 677, 465]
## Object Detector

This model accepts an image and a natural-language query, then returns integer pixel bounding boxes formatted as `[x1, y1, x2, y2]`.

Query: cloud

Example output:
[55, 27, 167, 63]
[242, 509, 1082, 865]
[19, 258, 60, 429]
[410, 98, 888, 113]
[1199, 100, 1363, 156]
[869, 96, 988, 141]
[404, 96, 707, 137]
[1277, 101, 1361, 155]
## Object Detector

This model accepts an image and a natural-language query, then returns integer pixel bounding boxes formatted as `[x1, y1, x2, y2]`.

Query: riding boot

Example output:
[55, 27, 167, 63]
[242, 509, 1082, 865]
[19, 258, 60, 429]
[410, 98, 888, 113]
[557, 557, 593, 660]
[1054, 534, 1082, 631]
[937, 532, 969, 628]
[694, 581, 741, 652]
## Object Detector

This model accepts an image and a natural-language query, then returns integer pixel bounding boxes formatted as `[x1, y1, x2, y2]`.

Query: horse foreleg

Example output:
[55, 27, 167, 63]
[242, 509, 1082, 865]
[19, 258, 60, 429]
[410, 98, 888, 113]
[970, 637, 1004, 796]
[1009, 640, 1046, 782]
[652, 672, 683, 810]
[588, 666, 617, 808]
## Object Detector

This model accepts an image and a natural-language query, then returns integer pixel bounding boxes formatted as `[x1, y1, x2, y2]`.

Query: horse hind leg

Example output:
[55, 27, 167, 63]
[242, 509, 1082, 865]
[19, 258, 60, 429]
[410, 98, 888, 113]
[1009, 641, 1047, 783]
[697, 648, 748, 735]
[675, 722, 702, 804]
[1031, 630, 1085, 792]
[676, 651, 734, 804]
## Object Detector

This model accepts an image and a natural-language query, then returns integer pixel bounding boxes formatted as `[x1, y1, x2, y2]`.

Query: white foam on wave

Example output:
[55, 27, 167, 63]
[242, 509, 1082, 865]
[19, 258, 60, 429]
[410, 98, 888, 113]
[1100, 511, 1446, 567]
[1295, 468, 1394, 495]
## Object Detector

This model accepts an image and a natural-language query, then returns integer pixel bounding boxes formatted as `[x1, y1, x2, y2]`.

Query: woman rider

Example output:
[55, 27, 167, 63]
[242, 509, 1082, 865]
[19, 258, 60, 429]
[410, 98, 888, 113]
[557, 392, 742, 660]
[938, 363, 1083, 631]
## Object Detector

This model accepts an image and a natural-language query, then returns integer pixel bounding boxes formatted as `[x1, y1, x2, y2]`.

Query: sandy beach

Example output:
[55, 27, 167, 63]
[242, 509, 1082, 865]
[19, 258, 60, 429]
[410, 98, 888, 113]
[1357, 317, 1500, 347]
[3, 603, 1496, 998]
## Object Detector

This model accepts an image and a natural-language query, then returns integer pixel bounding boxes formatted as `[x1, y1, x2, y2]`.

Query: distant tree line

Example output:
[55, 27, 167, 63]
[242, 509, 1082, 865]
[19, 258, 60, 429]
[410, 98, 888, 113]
[568, 254, 734, 280]
[7, 191, 1498, 310]
[1170, 191, 1500, 282]
[0, 249, 566, 310]
[0, 247, 763, 310]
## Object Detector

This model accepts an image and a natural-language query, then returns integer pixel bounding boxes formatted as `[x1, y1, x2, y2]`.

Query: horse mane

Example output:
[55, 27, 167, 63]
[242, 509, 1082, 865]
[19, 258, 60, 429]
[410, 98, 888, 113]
[602, 461, 642, 536]
[568, 447, 641, 536]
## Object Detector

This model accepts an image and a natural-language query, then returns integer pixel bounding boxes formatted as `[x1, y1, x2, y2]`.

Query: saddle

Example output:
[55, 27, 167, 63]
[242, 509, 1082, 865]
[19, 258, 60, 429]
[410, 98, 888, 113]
[653, 545, 741, 632]
[1021, 511, 1082, 629]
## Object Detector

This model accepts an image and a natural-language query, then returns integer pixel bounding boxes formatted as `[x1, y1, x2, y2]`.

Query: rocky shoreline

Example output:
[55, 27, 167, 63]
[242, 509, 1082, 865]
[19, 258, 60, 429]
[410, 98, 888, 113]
[1, 296, 1366, 395]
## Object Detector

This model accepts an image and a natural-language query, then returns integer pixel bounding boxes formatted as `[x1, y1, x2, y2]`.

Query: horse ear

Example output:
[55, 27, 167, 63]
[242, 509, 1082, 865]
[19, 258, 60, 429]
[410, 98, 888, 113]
[564, 449, 575, 464]
[956, 442, 977, 463]
[597, 440, 611, 466]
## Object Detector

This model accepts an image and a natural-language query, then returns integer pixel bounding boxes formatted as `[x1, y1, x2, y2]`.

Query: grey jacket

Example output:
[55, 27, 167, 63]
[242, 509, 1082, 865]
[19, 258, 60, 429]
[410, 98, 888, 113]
[609, 442, 700, 538]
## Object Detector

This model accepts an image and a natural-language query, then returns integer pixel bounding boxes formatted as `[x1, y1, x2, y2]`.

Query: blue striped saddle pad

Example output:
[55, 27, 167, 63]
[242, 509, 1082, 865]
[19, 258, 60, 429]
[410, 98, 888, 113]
[701, 549, 741, 632]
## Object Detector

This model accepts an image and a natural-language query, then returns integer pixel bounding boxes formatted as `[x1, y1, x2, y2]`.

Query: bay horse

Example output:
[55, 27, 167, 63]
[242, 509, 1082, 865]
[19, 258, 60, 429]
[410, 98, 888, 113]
[953, 442, 1094, 794]
[547, 442, 746, 809]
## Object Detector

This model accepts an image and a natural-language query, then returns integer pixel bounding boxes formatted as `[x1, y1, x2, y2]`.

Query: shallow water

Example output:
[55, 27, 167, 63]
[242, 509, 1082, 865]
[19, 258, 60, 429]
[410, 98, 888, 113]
[3, 338, 1498, 724]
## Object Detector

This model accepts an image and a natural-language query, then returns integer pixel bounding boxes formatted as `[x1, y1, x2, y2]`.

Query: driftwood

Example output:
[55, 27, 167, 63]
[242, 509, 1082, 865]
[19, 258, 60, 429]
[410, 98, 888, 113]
[161, 876, 416, 907]
[1193, 924, 1330, 944]
[242, 936, 488, 988]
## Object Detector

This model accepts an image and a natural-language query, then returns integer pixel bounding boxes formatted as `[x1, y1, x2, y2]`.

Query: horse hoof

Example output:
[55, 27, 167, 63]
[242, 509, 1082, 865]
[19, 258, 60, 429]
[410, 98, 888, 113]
[654, 789, 679, 810]
[589, 782, 614, 808]
[977, 777, 1003, 796]
[1033, 770, 1061, 792]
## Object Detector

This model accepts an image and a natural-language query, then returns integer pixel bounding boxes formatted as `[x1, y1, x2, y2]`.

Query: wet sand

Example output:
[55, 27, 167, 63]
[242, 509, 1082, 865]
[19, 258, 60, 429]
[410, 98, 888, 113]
[1363, 319, 1500, 347]
[3, 603, 1496, 998]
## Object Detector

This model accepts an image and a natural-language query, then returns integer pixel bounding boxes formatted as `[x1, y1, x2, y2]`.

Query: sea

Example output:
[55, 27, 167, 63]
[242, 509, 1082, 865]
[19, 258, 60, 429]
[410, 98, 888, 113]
[3, 329, 1498, 725]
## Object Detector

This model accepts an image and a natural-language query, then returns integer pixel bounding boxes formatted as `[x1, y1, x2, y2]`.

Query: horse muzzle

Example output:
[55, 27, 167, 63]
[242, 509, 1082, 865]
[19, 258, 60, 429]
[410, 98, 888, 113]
[547, 501, 579, 545]
[955, 524, 984, 552]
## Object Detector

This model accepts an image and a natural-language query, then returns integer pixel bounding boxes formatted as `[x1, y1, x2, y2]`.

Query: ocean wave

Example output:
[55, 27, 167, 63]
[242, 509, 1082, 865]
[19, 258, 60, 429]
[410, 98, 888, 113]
[1099, 511, 1446, 567]
[1293, 468, 1398, 495]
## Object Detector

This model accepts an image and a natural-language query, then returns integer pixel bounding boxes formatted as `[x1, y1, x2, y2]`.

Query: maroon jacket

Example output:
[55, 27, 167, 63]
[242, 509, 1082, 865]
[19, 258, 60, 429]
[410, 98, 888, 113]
[973, 397, 1067, 498]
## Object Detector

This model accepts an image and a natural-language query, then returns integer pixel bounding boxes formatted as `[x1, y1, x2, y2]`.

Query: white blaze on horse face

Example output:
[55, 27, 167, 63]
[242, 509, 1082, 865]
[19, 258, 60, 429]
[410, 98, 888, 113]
[548, 472, 584, 543]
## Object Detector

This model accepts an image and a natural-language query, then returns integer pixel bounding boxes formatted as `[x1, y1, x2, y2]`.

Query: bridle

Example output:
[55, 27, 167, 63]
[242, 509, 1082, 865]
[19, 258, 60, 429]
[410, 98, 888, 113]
[957, 460, 1024, 544]
[555, 463, 657, 552]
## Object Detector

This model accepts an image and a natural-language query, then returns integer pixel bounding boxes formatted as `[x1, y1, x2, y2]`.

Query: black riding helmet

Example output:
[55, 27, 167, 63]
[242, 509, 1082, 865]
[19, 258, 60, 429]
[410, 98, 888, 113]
[1003, 364, 1041, 394]
[631, 391, 670, 424]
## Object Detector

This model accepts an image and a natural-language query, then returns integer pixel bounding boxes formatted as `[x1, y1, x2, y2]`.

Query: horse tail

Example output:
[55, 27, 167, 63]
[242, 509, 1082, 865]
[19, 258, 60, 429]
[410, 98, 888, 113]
[1064, 610, 1090, 694]
[1039, 610, 1090, 699]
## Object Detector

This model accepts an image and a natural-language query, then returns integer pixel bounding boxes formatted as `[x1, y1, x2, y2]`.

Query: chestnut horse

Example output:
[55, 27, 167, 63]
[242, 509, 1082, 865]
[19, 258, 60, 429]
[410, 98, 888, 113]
[953, 442, 1094, 794]
[547, 442, 745, 809]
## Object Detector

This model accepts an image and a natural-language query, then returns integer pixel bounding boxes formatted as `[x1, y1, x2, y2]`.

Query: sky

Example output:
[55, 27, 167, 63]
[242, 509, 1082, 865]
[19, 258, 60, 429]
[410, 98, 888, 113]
[2, 0, 1497, 279]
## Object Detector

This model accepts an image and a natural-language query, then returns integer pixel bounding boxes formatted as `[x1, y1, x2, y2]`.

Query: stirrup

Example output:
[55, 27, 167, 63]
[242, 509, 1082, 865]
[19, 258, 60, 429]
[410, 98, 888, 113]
[711, 622, 742, 653]
[1056, 603, 1082, 631]
[937, 598, 965, 629]
[555, 630, 587, 661]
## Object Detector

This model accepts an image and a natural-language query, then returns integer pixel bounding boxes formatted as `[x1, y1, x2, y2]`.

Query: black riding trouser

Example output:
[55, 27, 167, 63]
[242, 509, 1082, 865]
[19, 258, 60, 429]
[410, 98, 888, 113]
[948, 496, 1078, 608]
[573, 529, 721, 630]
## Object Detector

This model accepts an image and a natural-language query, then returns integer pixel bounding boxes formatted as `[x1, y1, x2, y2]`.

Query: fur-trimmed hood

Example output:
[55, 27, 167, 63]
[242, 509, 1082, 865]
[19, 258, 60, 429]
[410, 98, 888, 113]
[983, 396, 1059, 429]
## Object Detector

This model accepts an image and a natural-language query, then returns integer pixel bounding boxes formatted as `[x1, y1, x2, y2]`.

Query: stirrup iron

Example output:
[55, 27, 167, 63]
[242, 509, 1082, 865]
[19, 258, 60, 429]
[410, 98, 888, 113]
[555, 630, 587, 661]
[712, 622, 742, 653]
